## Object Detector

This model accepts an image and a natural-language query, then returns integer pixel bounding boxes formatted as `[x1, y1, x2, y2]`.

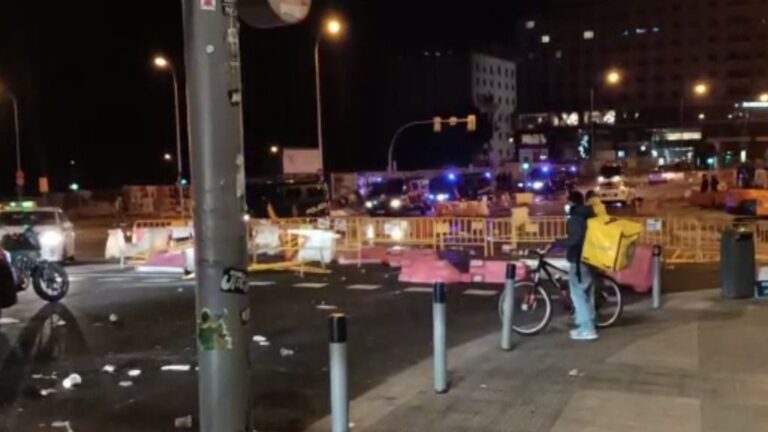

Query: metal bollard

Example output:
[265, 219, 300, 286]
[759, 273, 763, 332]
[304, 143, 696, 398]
[501, 263, 516, 351]
[652, 245, 662, 309]
[329, 313, 349, 432]
[433, 282, 448, 394]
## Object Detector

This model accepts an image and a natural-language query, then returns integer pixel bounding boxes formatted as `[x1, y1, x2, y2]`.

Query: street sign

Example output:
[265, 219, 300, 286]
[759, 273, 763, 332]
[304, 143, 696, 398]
[15, 170, 24, 187]
[240, 0, 312, 28]
[646, 219, 662, 232]
[38, 177, 49, 194]
[201, 0, 216, 11]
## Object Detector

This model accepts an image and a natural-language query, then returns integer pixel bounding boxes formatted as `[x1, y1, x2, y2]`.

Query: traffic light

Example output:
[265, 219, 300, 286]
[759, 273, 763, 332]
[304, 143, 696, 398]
[467, 115, 477, 132]
[449, 116, 459, 127]
[433, 117, 443, 133]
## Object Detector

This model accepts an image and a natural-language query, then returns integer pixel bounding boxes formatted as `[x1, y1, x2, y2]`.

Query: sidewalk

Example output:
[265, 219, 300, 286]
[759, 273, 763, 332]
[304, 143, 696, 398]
[309, 290, 768, 432]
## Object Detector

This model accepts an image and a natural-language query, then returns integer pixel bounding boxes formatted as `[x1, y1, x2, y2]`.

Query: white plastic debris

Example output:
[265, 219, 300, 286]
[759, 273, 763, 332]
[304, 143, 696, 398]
[40, 388, 57, 397]
[109, 313, 119, 323]
[127, 369, 142, 378]
[102, 365, 116, 374]
[51, 420, 74, 432]
[280, 348, 295, 357]
[480, 384, 488, 389]
[349, 422, 356, 429]
[177, 288, 184, 292]
[252, 335, 268, 343]
[32, 374, 57, 380]
[118, 381, 134, 388]
[61, 374, 82, 389]
[53, 318, 67, 327]
[568, 369, 581, 377]
[259, 341, 271, 347]
[161, 365, 192, 372]
[316, 304, 338, 311]
[0, 317, 21, 325]
[174, 415, 193, 429]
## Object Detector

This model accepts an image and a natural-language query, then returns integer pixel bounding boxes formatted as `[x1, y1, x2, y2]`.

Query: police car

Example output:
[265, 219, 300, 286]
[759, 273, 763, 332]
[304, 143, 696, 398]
[596, 180, 636, 206]
[0, 203, 76, 262]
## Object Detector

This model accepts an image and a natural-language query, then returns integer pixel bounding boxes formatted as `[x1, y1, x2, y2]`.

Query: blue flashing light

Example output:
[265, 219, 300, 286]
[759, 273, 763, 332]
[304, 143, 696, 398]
[542, 165, 551, 173]
[522, 162, 531, 171]
[569, 166, 577, 173]
[446, 173, 457, 182]
[484, 172, 492, 179]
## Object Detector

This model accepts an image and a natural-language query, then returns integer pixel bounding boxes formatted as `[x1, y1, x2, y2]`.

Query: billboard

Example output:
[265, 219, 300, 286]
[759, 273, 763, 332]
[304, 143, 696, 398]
[282, 149, 322, 174]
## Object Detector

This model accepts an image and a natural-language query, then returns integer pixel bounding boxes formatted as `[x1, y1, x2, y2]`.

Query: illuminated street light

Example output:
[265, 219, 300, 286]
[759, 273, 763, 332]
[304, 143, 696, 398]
[759, 93, 768, 103]
[605, 69, 622, 86]
[153, 56, 170, 69]
[0, 84, 21, 199]
[693, 82, 709, 97]
[164, 153, 173, 161]
[698, 113, 706, 121]
[316, 16, 346, 173]
[270, 145, 280, 155]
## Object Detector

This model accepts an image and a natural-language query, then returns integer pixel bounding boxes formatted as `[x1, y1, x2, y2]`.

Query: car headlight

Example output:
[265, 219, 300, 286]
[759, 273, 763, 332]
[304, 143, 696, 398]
[597, 176, 605, 182]
[390, 199, 402, 209]
[40, 231, 64, 246]
[365, 201, 374, 209]
[436, 193, 449, 202]
[532, 181, 544, 190]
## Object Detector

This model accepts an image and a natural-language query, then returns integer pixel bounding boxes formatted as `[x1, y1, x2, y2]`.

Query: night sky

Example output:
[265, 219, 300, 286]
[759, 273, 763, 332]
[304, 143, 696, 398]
[0, 1, 530, 196]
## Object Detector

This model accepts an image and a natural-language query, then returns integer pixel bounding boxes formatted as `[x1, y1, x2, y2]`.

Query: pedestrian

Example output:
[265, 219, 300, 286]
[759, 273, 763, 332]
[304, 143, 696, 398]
[548, 190, 597, 341]
[700, 174, 710, 193]
[710, 174, 720, 192]
[585, 190, 607, 217]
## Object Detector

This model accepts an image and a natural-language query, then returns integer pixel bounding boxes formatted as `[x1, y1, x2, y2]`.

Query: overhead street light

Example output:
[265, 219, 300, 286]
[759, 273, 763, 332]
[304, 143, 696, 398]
[680, 81, 711, 127]
[315, 15, 346, 174]
[153, 54, 187, 214]
[605, 69, 622, 86]
[759, 93, 768, 103]
[0, 84, 22, 199]
[269, 145, 280, 155]
[693, 82, 709, 97]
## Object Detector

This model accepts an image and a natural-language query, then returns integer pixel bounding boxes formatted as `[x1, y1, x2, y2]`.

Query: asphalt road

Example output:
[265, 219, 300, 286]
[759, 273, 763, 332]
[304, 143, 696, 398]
[0, 260, 722, 432]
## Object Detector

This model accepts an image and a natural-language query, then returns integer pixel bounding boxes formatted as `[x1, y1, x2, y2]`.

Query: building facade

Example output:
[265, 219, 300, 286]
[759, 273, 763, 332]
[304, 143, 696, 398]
[471, 52, 518, 167]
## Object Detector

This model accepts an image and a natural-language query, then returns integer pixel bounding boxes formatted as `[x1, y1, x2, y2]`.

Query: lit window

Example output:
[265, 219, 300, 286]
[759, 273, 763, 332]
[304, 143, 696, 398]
[541, 34, 551, 44]
[583, 30, 595, 40]
[526, 20, 536, 29]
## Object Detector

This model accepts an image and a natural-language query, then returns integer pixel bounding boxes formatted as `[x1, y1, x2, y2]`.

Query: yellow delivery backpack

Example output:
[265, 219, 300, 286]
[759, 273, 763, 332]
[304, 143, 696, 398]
[581, 216, 643, 272]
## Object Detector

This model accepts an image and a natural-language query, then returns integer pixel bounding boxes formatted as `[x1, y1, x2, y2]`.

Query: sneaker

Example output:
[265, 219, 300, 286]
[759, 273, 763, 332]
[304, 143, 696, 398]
[569, 328, 599, 341]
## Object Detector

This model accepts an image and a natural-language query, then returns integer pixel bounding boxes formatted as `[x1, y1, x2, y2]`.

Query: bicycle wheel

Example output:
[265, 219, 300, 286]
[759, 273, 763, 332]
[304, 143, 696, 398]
[498, 281, 553, 336]
[594, 275, 623, 328]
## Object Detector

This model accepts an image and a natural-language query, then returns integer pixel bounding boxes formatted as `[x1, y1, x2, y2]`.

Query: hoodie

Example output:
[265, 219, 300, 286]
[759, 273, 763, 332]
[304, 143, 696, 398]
[555, 204, 595, 263]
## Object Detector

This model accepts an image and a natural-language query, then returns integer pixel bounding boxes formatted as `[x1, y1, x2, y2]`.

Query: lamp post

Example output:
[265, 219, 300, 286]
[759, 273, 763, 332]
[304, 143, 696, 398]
[680, 81, 709, 128]
[314, 17, 344, 174]
[1, 87, 22, 199]
[589, 69, 622, 159]
[153, 55, 186, 215]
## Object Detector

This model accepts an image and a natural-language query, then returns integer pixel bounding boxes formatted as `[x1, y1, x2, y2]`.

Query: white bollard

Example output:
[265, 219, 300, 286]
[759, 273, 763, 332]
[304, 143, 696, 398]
[652, 245, 662, 309]
[433, 282, 448, 394]
[329, 313, 349, 432]
[501, 263, 516, 351]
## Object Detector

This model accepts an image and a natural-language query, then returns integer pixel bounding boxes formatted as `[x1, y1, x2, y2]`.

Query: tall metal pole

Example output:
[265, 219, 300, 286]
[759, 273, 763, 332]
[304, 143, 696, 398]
[387, 120, 433, 172]
[182, 1, 249, 431]
[589, 87, 595, 160]
[679, 94, 685, 129]
[11, 95, 22, 200]
[315, 39, 325, 173]
[170, 67, 186, 216]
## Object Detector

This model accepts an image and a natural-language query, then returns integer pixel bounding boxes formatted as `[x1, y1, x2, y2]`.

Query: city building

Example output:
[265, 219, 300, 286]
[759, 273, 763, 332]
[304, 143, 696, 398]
[471, 52, 518, 167]
[514, 0, 768, 167]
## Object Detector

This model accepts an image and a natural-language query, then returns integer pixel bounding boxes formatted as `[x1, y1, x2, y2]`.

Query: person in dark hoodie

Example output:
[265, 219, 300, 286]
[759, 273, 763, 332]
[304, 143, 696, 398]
[552, 190, 598, 341]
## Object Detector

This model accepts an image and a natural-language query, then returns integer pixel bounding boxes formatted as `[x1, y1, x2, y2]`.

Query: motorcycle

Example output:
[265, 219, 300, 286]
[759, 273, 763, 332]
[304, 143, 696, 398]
[0, 228, 69, 304]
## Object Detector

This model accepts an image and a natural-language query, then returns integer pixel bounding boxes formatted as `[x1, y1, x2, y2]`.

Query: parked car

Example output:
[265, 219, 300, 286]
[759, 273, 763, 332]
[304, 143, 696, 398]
[246, 176, 329, 218]
[0, 204, 76, 262]
[365, 177, 431, 216]
[596, 180, 637, 206]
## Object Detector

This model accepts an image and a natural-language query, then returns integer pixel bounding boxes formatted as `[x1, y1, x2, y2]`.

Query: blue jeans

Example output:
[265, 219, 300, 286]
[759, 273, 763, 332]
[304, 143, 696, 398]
[568, 262, 595, 332]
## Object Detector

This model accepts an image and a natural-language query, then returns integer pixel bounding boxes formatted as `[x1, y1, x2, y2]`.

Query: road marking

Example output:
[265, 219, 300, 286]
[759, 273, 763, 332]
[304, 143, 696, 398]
[463, 289, 498, 297]
[294, 283, 328, 289]
[249, 281, 276, 287]
[68, 276, 85, 282]
[347, 284, 382, 291]
[403, 287, 433, 294]
[98, 277, 129, 283]
[142, 278, 176, 284]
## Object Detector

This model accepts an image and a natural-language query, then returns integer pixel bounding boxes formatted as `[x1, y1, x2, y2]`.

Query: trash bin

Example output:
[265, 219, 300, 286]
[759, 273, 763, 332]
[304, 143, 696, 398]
[720, 228, 756, 299]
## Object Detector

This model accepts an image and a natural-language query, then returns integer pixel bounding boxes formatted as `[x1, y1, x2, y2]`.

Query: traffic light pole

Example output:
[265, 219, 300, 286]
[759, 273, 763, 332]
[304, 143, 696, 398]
[182, 2, 250, 431]
[387, 116, 476, 173]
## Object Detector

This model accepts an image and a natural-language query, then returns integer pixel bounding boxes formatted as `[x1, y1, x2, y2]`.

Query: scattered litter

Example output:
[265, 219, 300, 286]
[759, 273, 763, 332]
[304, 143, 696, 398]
[92, 322, 105, 327]
[102, 365, 116, 374]
[177, 288, 184, 292]
[127, 369, 142, 378]
[174, 415, 193, 429]
[259, 341, 271, 347]
[0, 317, 21, 325]
[568, 369, 585, 377]
[109, 313, 120, 323]
[51, 420, 74, 432]
[316, 303, 338, 311]
[480, 384, 488, 389]
[360, 269, 366, 274]
[40, 388, 57, 397]
[349, 422, 356, 428]
[161, 365, 192, 372]
[118, 381, 133, 388]
[32, 374, 57, 380]
[53, 318, 67, 327]
[61, 374, 82, 389]
[340, 276, 347, 281]
[280, 348, 295, 357]
[252, 335, 268, 343]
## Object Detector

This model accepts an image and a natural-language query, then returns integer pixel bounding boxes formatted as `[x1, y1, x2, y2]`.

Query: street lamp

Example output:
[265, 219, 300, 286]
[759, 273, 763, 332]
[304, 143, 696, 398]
[164, 152, 173, 161]
[0, 85, 21, 199]
[153, 55, 186, 215]
[269, 145, 280, 155]
[759, 93, 768, 103]
[315, 16, 345, 174]
[588, 68, 623, 159]
[605, 69, 622, 87]
[680, 81, 710, 128]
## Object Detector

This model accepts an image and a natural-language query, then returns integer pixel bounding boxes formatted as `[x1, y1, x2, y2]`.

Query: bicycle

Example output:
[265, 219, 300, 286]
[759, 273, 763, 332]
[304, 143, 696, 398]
[498, 250, 623, 336]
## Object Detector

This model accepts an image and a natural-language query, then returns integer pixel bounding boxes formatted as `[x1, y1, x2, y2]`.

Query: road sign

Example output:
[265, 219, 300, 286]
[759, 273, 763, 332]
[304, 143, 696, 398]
[15, 170, 24, 187]
[201, 0, 216, 11]
[240, 0, 312, 28]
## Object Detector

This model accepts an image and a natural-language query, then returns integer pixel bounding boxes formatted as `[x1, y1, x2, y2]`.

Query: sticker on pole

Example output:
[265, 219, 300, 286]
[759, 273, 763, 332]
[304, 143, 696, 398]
[201, 0, 216, 11]
[198, 309, 232, 351]
[222, 0, 237, 17]
[646, 219, 662, 233]
[221, 267, 248, 295]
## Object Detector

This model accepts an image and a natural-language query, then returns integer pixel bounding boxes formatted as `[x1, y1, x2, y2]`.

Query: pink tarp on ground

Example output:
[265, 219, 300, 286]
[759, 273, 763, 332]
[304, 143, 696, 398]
[399, 255, 529, 285]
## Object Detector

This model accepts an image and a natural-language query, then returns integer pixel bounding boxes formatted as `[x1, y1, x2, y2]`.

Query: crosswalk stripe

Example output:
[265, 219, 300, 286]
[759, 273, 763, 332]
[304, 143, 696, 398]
[249, 281, 275, 287]
[293, 283, 328, 289]
[463, 289, 498, 297]
[403, 287, 433, 294]
[347, 284, 382, 291]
